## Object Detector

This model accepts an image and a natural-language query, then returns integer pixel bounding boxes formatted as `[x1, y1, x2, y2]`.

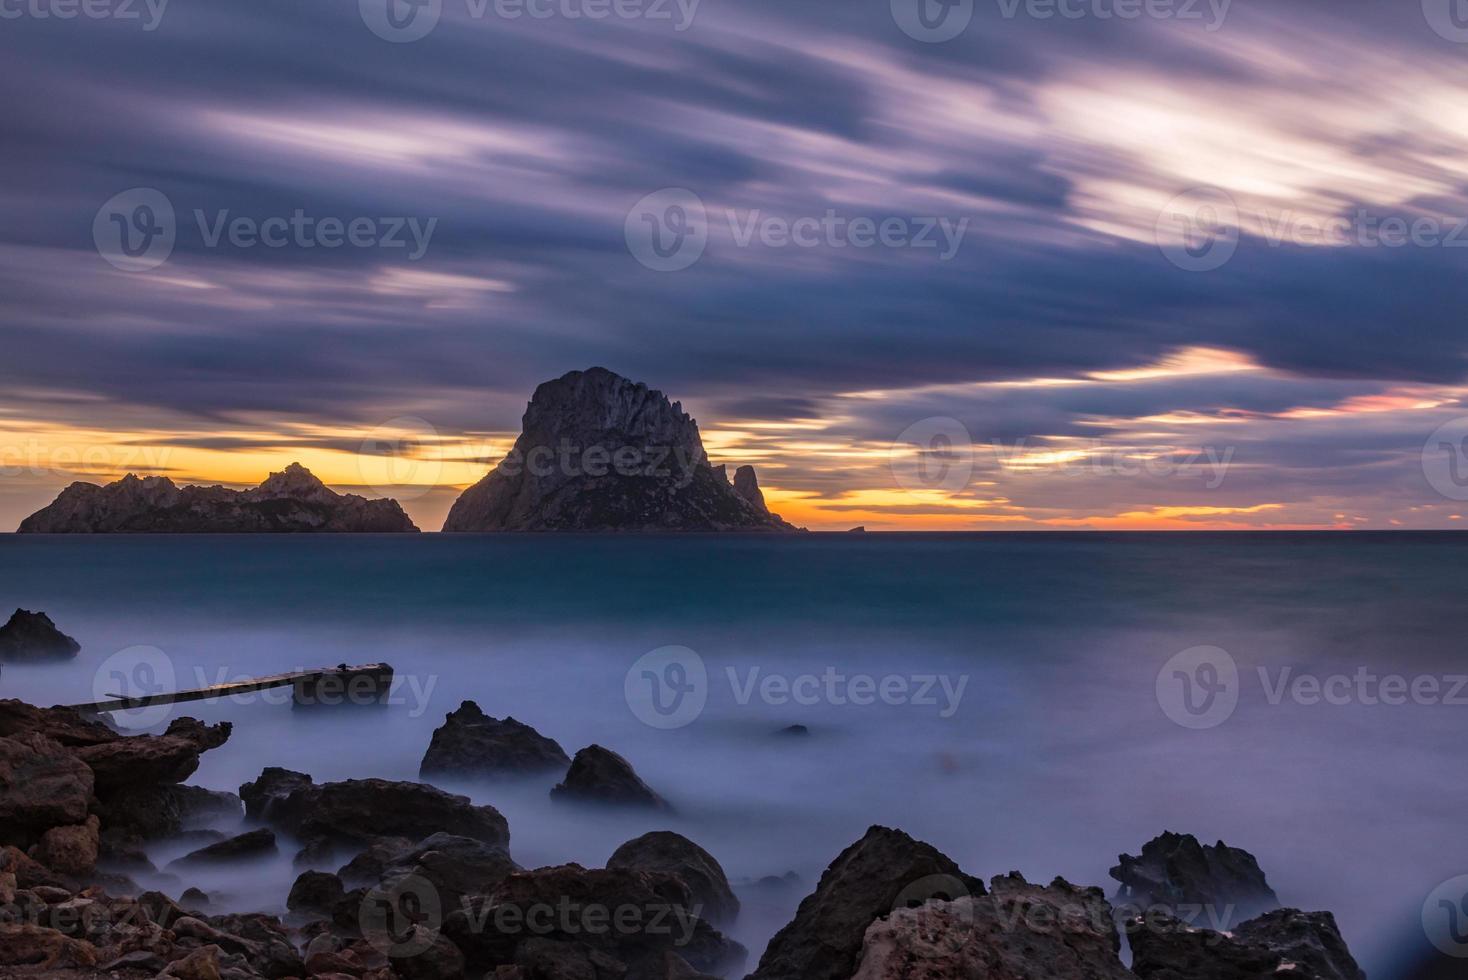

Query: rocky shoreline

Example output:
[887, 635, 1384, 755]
[0, 693, 1371, 980]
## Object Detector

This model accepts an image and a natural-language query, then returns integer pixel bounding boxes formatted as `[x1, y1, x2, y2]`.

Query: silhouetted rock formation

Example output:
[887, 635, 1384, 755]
[608, 831, 740, 925]
[18, 462, 418, 532]
[0, 609, 80, 661]
[1130, 908, 1365, 980]
[551, 744, 672, 810]
[442, 368, 798, 531]
[1111, 831, 1279, 923]
[419, 700, 569, 779]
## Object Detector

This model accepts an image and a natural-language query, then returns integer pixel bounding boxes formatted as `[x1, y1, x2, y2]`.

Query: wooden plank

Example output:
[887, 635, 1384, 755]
[69, 662, 393, 712]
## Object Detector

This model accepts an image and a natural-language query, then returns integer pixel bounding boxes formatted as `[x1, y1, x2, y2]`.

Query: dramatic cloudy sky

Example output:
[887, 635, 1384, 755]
[3, 0, 1468, 530]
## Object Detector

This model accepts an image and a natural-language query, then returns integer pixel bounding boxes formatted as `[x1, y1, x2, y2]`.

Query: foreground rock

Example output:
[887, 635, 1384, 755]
[372, 831, 520, 911]
[850, 872, 1133, 980]
[419, 700, 570, 779]
[551, 744, 672, 810]
[0, 609, 81, 661]
[19, 462, 418, 533]
[608, 831, 739, 925]
[747, 825, 981, 980]
[445, 863, 745, 979]
[240, 768, 510, 849]
[0, 732, 94, 847]
[441, 367, 799, 531]
[1112, 831, 1279, 924]
[1130, 907, 1366, 980]
[170, 828, 277, 867]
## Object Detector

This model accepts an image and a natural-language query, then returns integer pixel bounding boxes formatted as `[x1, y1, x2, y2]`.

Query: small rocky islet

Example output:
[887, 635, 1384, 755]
[0, 690, 1371, 980]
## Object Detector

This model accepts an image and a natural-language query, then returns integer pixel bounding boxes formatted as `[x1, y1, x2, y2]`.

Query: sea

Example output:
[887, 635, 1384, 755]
[2, 531, 1464, 977]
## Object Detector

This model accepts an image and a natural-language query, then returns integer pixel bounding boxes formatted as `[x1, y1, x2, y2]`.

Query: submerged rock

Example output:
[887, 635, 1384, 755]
[419, 700, 570, 779]
[18, 462, 419, 533]
[441, 367, 799, 532]
[0, 609, 81, 661]
[1129, 907, 1365, 980]
[551, 744, 672, 810]
[849, 873, 1133, 980]
[1111, 831, 1279, 924]
[747, 825, 982, 980]
[608, 831, 740, 926]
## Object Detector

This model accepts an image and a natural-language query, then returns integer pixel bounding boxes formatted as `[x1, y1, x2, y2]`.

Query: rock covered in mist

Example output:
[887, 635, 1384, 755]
[419, 700, 570, 779]
[747, 825, 982, 980]
[1129, 907, 1365, 980]
[18, 462, 419, 533]
[441, 367, 799, 531]
[550, 744, 672, 810]
[170, 828, 278, 867]
[1111, 831, 1279, 922]
[849, 872, 1134, 980]
[608, 830, 740, 925]
[0, 609, 81, 661]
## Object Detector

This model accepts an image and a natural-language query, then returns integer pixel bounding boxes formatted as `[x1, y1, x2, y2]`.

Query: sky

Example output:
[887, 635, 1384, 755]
[4, 0, 1468, 531]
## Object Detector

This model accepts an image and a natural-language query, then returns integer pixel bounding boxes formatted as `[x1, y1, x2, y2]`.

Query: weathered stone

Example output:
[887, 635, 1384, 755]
[442, 368, 799, 532]
[420, 701, 570, 779]
[0, 609, 81, 661]
[239, 766, 314, 821]
[288, 869, 346, 913]
[747, 825, 982, 980]
[171, 828, 277, 867]
[19, 463, 419, 533]
[1111, 831, 1279, 924]
[378, 832, 518, 910]
[608, 831, 739, 925]
[76, 717, 233, 793]
[1129, 907, 1365, 980]
[0, 732, 94, 846]
[0, 922, 99, 968]
[551, 745, 671, 810]
[161, 943, 224, 980]
[31, 814, 101, 876]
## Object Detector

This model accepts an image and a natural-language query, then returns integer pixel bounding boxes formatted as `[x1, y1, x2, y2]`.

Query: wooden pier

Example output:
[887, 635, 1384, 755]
[69, 662, 395, 713]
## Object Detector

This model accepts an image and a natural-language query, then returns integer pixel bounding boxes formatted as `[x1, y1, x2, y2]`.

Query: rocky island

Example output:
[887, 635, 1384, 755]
[442, 368, 798, 532]
[18, 463, 418, 533]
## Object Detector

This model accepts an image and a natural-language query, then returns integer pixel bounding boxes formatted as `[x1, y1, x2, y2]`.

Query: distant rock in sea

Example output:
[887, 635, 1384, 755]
[18, 463, 418, 533]
[442, 367, 799, 531]
[0, 609, 80, 661]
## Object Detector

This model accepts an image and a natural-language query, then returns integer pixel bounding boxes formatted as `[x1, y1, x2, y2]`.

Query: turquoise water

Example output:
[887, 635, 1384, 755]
[2, 531, 1464, 975]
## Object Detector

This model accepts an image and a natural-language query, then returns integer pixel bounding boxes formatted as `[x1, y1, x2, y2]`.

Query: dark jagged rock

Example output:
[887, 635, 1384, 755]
[442, 368, 799, 531]
[849, 872, 1133, 980]
[170, 828, 277, 867]
[608, 831, 739, 925]
[419, 700, 570, 779]
[0, 609, 81, 661]
[747, 825, 983, 980]
[444, 863, 745, 979]
[240, 769, 510, 849]
[287, 869, 345, 913]
[551, 744, 671, 810]
[1111, 831, 1279, 924]
[732, 465, 768, 514]
[0, 732, 94, 847]
[97, 782, 243, 840]
[1129, 907, 1365, 980]
[377, 831, 518, 910]
[774, 724, 809, 737]
[18, 462, 419, 533]
[76, 717, 232, 793]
